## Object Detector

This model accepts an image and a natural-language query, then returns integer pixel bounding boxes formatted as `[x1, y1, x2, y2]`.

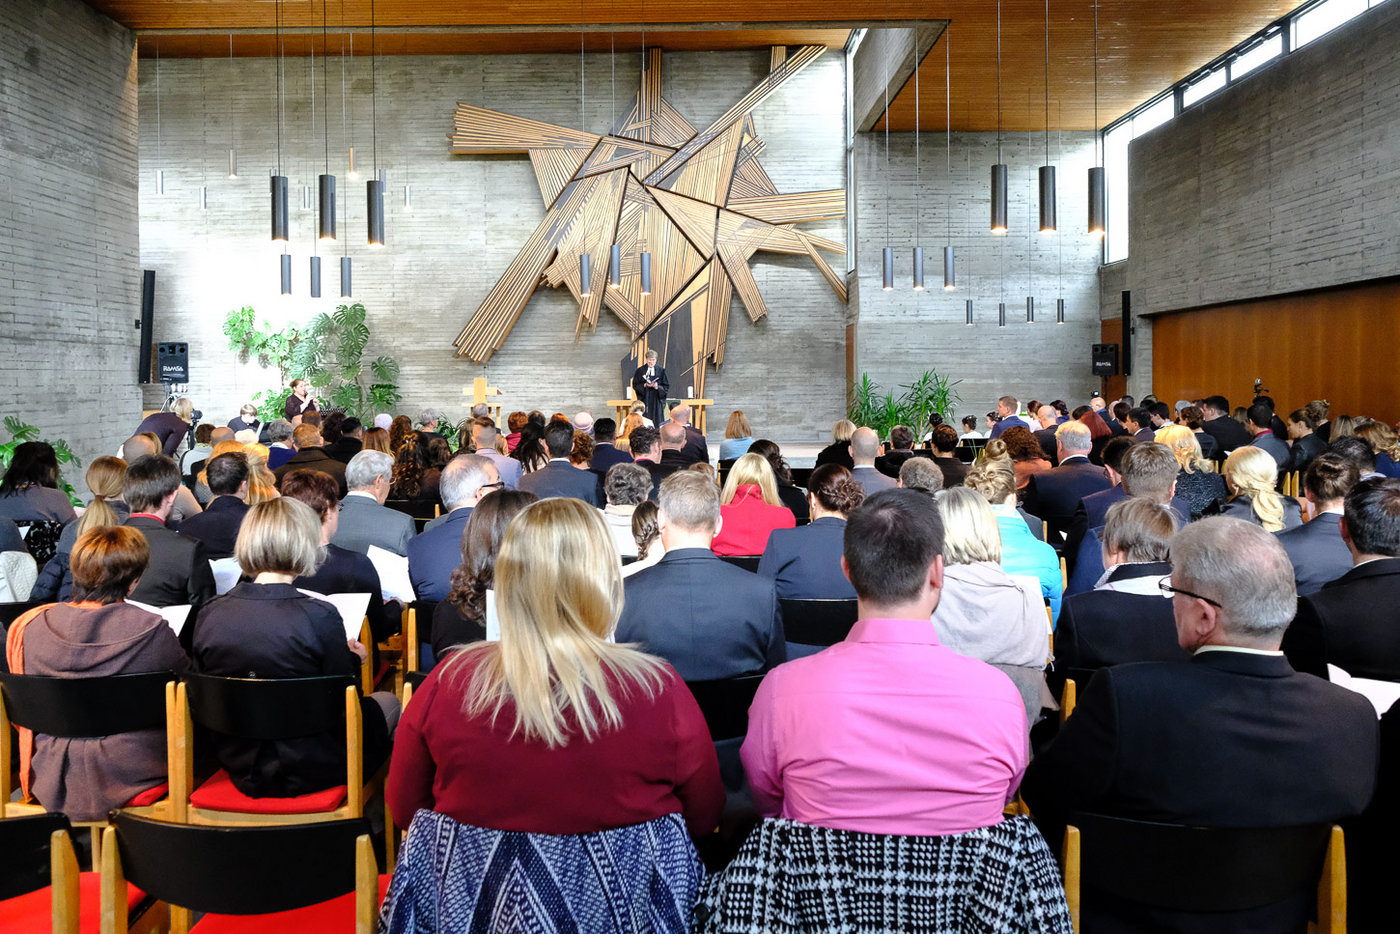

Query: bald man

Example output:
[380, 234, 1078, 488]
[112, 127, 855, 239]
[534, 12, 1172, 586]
[850, 427, 897, 494]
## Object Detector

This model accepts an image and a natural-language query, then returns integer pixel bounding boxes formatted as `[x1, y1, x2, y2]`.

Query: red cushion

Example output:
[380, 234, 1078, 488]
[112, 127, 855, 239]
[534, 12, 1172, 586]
[125, 782, 169, 807]
[0, 874, 143, 933]
[194, 875, 391, 933]
[190, 770, 347, 814]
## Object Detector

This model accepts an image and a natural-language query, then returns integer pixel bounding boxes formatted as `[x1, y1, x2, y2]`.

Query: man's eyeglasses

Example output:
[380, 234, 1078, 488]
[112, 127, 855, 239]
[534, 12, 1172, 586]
[1157, 577, 1222, 608]
[479, 481, 505, 492]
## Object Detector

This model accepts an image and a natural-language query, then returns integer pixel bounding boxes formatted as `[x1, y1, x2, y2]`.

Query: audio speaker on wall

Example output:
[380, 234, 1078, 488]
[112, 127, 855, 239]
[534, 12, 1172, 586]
[1121, 290, 1132, 377]
[157, 342, 189, 384]
[1092, 344, 1119, 377]
[138, 270, 155, 383]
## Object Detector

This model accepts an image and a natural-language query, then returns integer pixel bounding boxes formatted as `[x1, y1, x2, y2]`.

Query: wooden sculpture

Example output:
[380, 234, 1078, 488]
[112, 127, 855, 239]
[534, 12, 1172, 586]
[449, 45, 846, 398]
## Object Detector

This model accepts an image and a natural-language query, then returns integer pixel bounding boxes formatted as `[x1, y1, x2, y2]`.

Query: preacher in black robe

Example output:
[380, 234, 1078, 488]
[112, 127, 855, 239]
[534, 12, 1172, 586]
[631, 352, 670, 428]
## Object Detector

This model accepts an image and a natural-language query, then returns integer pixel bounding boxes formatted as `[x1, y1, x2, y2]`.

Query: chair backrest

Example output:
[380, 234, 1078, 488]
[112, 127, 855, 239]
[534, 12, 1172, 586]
[779, 598, 859, 647]
[0, 811, 72, 901]
[1067, 812, 1333, 913]
[184, 673, 353, 739]
[718, 555, 760, 572]
[685, 675, 765, 741]
[0, 671, 172, 737]
[107, 812, 371, 916]
[0, 598, 46, 629]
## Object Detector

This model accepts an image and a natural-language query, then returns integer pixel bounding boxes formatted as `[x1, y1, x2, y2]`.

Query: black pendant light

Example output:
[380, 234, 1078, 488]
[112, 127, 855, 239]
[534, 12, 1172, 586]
[608, 244, 622, 289]
[366, 0, 384, 247]
[1027, 296, 1035, 322]
[310, 255, 322, 297]
[340, 256, 353, 298]
[318, 0, 336, 241]
[271, 0, 288, 242]
[882, 247, 894, 291]
[1056, 298, 1066, 324]
[579, 254, 592, 298]
[965, 299, 974, 326]
[998, 302, 1006, 328]
[913, 247, 925, 291]
[1038, 0, 1057, 234]
[280, 253, 292, 294]
[1088, 0, 1106, 236]
[640, 251, 652, 296]
[943, 31, 955, 291]
[912, 32, 924, 291]
[991, 0, 1007, 235]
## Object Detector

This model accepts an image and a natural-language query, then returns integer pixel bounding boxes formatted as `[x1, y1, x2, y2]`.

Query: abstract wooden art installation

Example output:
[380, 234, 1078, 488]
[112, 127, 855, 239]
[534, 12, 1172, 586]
[450, 45, 846, 397]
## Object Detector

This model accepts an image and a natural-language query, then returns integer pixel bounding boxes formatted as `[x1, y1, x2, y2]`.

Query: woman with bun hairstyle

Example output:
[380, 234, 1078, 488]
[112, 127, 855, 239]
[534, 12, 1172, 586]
[31, 456, 129, 601]
[757, 463, 864, 601]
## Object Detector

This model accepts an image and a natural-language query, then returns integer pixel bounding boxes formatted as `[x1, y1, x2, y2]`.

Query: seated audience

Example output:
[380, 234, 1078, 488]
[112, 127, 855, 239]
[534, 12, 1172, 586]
[388, 430, 427, 502]
[430, 490, 538, 660]
[1285, 407, 1326, 474]
[1276, 453, 1359, 597]
[849, 427, 897, 494]
[1021, 420, 1112, 540]
[987, 395, 1027, 439]
[418, 437, 452, 506]
[1284, 477, 1400, 679]
[616, 413, 644, 453]
[264, 419, 297, 469]
[711, 452, 796, 556]
[1307, 399, 1332, 443]
[122, 433, 203, 525]
[568, 430, 595, 473]
[873, 424, 922, 478]
[387, 497, 724, 838]
[191, 497, 399, 798]
[747, 439, 810, 523]
[510, 422, 549, 475]
[587, 417, 631, 481]
[622, 500, 664, 579]
[275, 423, 348, 497]
[719, 410, 755, 460]
[181, 423, 216, 477]
[959, 415, 983, 441]
[1156, 423, 1227, 520]
[666, 403, 709, 464]
[361, 425, 391, 454]
[388, 414, 414, 454]
[1177, 404, 1219, 461]
[1077, 406, 1114, 465]
[122, 455, 216, 608]
[519, 422, 601, 506]
[135, 397, 195, 457]
[331, 449, 416, 557]
[999, 425, 1052, 493]
[897, 456, 943, 498]
[177, 452, 250, 559]
[0, 441, 77, 523]
[1053, 499, 1186, 675]
[617, 471, 784, 680]
[1206, 446, 1302, 531]
[504, 410, 528, 451]
[628, 425, 665, 494]
[240, 443, 279, 504]
[193, 439, 247, 505]
[964, 447, 1063, 624]
[1199, 394, 1251, 455]
[651, 423, 694, 482]
[407, 455, 500, 602]
[758, 464, 863, 600]
[465, 419, 522, 490]
[929, 424, 969, 487]
[228, 402, 261, 436]
[324, 416, 363, 464]
[601, 463, 651, 557]
[1332, 433, 1382, 480]
[814, 419, 857, 469]
[742, 488, 1028, 834]
[282, 469, 396, 644]
[1023, 516, 1378, 934]
[4, 526, 188, 821]
[1064, 438, 1188, 581]
[31, 456, 129, 601]
[1246, 402, 1291, 469]
[1357, 421, 1400, 478]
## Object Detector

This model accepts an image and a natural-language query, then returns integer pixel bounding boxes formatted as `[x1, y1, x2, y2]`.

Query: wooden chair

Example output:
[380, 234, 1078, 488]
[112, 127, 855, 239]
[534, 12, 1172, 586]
[1061, 814, 1343, 934]
[0, 672, 177, 859]
[718, 555, 761, 573]
[1060, 557, 1069, 591]
[1060, 678, 1077, 724]
[100, 813, 382, 934]
[169, 675, 385, 826]
[684, 675, 766, 742]
[779, 598, 859, 648]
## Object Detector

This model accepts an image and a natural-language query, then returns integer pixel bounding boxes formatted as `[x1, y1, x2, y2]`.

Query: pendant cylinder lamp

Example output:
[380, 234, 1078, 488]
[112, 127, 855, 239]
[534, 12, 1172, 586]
[990, 164, 1008, 234]
[1088, 166, 1106, 236]
[881, 247, 894, 291]
[943, 246, 956, 291]
[366, 178, 384, 247]
[1027, 297, 1035, 322]
[579, 254, 592, 298]
[319, 175, 336, 241]
[271, 174, 289, 241]
[228, 150, 238, 179]
[998, 302, 1007, 328]
[197, 186, 207, 211]
[310, 256, 322, 298]
[1039, 165, 1057, 233]
[340, 256, 352, 298]
[965, 299, 974, 326]
[279, 253, 292, 294]
[1056, 298, 1066, 323]
[912, 247, 925, 291]
[640, 252, 652, 296]
[608, 245, 622, 289]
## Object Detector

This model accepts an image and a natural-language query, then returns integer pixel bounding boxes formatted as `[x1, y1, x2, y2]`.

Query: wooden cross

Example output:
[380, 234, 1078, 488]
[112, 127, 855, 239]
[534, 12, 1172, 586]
[462, 376, 503, 423]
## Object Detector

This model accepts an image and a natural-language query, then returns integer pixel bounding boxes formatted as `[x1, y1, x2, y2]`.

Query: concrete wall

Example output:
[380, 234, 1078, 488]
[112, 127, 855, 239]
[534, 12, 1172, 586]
[1123, 0, 1400, 330]
[137, 49, 847, 440]
[855, 130, 1104, 424]
[1, 0, 139, 471]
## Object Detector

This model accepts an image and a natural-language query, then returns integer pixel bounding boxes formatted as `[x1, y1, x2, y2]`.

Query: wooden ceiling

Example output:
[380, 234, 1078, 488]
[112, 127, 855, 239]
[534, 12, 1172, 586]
[91, 0, 1306, 131]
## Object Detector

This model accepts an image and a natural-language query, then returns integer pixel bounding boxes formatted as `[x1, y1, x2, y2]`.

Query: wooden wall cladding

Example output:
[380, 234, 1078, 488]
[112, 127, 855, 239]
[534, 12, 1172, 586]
[1149, 278, 1400, 424]
[1099, 316, 1126, 403]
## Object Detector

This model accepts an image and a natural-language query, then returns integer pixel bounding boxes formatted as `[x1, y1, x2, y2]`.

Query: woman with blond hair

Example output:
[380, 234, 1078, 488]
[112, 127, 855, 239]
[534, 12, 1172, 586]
[718, 410, 755, 460]
[710, 452, 796, 556]
[1155, 424, 1227, 520]
[814, 419, 856, 470]
[965, 446, 1063, 624]
[386, 497, 723, 837]
[1356, 421, 1400, 478]
[240, 443, 280, 504]
[361, 426, 392, 454]
[617, 412, 645, 453]
[1307, 399, 1332, 443]
[31, 456, 130, 600]
[1206, 446, 1302, 531]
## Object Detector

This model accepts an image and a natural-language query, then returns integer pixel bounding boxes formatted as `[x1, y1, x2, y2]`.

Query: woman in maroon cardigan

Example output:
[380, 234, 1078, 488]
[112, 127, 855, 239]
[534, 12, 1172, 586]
[387, 497, 723, 838]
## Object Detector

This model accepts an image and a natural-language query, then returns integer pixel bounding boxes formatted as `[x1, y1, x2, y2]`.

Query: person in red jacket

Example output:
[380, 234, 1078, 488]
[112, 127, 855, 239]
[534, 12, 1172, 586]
[711, 453, 796, 556]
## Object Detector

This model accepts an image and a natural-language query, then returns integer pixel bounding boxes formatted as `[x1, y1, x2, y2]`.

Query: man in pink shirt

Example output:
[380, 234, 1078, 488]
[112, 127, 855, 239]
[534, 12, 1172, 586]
[740, 488, 1030, 836]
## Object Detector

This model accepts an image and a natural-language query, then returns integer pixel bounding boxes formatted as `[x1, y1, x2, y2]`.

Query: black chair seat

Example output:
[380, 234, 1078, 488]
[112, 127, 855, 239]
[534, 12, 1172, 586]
[685, 675, 765, 742]
[718, 555, 761, 573]
[0, 670, 173, 737]
[779, 598, 859, 647]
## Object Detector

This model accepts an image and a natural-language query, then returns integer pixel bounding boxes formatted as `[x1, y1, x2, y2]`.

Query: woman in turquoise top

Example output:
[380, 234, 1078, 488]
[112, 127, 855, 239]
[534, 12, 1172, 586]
[718, 410, 755, 461]
[965, 445, 1063, 626]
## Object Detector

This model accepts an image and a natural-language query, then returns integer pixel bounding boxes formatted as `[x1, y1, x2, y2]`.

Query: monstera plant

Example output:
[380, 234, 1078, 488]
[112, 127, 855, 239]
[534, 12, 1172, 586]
[0, 417, 82, 506]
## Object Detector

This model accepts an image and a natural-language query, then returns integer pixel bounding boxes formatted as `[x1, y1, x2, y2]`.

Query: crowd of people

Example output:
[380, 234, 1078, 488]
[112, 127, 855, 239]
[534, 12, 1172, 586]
[2, 384, 1400, 930]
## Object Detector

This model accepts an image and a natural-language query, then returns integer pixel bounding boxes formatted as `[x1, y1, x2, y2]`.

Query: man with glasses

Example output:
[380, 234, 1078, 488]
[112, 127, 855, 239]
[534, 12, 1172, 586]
[407, 454, 500, 602]
[1023, 516, 1377, 933]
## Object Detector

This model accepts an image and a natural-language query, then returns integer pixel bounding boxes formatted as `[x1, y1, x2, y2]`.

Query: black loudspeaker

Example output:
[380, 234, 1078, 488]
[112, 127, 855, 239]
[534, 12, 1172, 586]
[157, 342, 189, 384]
[1121, 290, 1133, 377]
[1092, 344, 1119, 377]
[138, 270, 155, 383]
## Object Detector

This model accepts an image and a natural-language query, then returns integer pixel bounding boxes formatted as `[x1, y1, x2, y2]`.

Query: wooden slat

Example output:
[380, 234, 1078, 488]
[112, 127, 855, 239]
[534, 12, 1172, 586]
[729, 189, 847, 224]
[528, 149, 586, 205]
[658, 120, 746, 206]
[451, 105, 599, 153]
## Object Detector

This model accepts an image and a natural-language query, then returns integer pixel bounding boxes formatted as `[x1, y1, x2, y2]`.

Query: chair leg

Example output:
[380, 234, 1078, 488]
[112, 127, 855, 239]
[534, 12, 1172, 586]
[1318, 825, 1346, 934]
[1062, 825, 1081, 934]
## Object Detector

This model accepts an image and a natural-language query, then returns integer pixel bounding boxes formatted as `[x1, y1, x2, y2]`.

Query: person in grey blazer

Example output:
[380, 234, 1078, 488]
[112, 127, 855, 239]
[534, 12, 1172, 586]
[617, 471, 784, 681]
[465, 419, 523, 491]
[331, 449, 417, 557]
[1246, 403, 1291, 470]
[519, 423, 601, 506]
[1275, 454, 1359, 596]
[849, 427, 897, 495]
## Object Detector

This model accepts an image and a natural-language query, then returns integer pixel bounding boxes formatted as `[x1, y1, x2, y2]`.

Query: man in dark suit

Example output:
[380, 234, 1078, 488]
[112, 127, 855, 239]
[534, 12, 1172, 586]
[1200, 395, 1251, 455]
[331, 449, 417, 557]
[874, 425, 926, 478]
[929, 424, 969, 488]
[1022, 421, 1112, 544]
[122, 455, 216, 608]
[518, 422, 600, 506]
[850, 427, 898, 494]
[630, 350, 669, 428]
[666, 403, 709, 465]
[1284, 477, 1400, 680]
[617, 471, 784, 681]
[1032, 405, 1061, 463]
[176, 452, 250, 560]
[986, 395, 1027, 440]
[406, 454, 500, 601]
[466, 419, 522, 491]
[588, 417, 632, 480]
[273, 424, 348, 497]
[653, 423, 694, 478]
[1124, 406, 1155, 443]
[628, 425, 666, 496]
[1275, 454, 1358, 596]
[323, 416, 363, 464]
[1246, 402, 1290, 469]
[1024, 516, 1378, 934]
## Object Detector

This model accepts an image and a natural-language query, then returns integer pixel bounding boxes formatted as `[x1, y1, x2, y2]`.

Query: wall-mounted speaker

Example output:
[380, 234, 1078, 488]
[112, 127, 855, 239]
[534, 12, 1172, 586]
[1121, 290, 1133, 377]
[157, 342, 189, 384]
[1092, 343, 1120, 377]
